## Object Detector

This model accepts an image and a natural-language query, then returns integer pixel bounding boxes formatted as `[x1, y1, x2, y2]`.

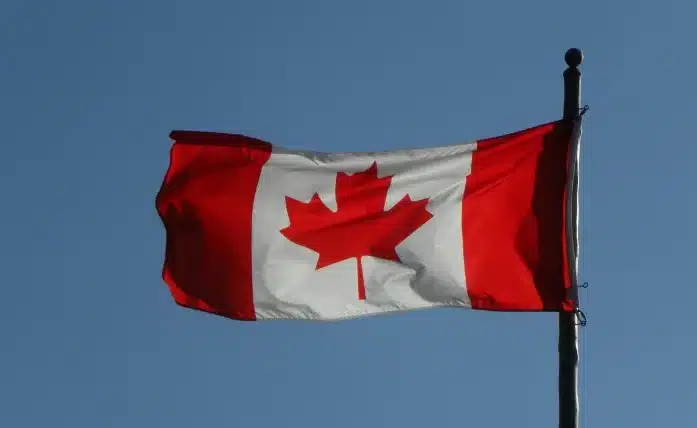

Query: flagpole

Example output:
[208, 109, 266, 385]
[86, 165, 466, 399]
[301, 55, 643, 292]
[559, 47, 582, 428]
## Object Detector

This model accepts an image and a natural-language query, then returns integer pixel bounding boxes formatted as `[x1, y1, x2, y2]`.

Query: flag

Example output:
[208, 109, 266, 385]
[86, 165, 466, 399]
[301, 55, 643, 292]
[155, 120, 579, 321]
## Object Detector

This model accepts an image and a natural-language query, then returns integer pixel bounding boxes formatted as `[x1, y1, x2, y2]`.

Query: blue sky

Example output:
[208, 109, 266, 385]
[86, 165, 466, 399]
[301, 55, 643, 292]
[2, 1, 695, 427]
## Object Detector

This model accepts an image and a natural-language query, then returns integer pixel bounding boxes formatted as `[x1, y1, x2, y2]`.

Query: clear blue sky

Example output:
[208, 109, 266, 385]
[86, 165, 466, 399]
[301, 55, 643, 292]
[2, 1, 694, 427]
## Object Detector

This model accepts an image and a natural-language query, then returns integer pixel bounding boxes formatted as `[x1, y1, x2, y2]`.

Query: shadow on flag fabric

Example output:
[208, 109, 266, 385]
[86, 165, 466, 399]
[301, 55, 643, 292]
[155, 120, 578, 321]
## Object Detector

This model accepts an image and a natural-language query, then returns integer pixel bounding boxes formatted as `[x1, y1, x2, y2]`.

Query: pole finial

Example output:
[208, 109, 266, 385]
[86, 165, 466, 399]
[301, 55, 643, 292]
[565, 48, 583, 68]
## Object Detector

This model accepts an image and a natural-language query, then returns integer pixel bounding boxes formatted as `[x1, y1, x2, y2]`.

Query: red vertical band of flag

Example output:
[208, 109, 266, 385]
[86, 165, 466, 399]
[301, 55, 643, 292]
[462, 121, 574, 311]
[155, 131, 272, 321]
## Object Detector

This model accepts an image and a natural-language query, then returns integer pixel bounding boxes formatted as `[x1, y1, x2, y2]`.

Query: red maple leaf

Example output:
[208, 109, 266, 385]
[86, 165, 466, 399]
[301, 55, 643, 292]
[280, 162, 433, 300]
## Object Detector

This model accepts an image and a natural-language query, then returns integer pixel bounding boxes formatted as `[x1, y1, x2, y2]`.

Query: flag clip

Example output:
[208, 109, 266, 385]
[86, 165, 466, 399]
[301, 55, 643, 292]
[575, 309, 587, 327]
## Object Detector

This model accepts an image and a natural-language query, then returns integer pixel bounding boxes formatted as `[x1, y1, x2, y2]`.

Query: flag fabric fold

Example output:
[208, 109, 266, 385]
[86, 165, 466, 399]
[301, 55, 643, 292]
[156, 120, 577, 321]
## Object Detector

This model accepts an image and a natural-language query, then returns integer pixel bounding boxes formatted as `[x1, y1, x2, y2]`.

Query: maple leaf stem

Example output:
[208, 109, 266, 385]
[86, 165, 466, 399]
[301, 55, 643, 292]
[356, 257, 366, 300]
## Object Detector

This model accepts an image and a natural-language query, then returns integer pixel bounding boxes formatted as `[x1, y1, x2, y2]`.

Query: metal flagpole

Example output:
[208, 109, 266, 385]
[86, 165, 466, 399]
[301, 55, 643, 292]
[559, 48, 582, 428]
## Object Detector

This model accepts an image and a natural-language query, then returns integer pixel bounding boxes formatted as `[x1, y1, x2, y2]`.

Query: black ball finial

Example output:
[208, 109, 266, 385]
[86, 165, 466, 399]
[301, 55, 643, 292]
[565, 48, 583, 68]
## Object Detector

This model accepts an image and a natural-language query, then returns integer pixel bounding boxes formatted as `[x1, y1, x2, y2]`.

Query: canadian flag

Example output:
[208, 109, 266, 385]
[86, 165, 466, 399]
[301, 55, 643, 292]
[156, 120, 579, 321]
